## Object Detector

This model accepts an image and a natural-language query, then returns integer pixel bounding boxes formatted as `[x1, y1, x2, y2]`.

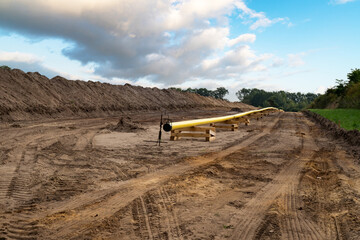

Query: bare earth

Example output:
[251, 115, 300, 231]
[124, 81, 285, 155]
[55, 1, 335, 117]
[1, 110, 360, 240]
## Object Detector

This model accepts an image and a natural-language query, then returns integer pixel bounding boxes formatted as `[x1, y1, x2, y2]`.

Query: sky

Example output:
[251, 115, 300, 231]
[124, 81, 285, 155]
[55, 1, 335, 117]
[0, 0, 359, 101]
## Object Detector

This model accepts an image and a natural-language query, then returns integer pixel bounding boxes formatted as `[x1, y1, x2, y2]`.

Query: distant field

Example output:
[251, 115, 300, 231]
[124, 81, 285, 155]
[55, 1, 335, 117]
[309, 109, 360, 131]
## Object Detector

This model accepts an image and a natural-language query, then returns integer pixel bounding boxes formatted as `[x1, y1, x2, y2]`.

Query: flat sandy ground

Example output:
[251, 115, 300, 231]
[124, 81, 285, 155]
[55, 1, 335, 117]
[1, 110, 360, 239]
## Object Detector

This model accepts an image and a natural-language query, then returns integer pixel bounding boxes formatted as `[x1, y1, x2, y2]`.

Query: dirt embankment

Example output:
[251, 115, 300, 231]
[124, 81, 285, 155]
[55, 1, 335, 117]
[303, 110, 360, 161]
[0, 68, 254, 121]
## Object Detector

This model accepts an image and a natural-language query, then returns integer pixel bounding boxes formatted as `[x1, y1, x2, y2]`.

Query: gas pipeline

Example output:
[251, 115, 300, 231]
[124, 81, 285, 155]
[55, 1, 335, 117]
[158, 107, 281, 142]
[163, 107, 280, 132]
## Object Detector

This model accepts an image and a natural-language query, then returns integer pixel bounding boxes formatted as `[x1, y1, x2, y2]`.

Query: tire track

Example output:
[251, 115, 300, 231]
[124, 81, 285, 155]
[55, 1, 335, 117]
[132, 197, 147, 239]
[228, 115, 317, 240]
[132, 188, 183, 240]
[1, 147, 40, 240]
[132, 196, 154, 240]
[39, 114, 282, 239]
[5, 205, 39, 240]
[229, 157, 301, 240]
[6, 148, 36, 205]
[0, 165, 16, 205]
[140, 195, 154, 240]
[162, 188, 183, 240]
[307, 155, 338, 240]
[279, 184, 326, 240]
[157, 187, 184, 240]
[0, 119, 116, 239]
[157, 189, 173, 239]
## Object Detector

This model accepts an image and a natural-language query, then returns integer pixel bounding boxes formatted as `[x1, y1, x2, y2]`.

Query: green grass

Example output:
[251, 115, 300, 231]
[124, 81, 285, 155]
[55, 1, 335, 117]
[309, 109, 360, 131]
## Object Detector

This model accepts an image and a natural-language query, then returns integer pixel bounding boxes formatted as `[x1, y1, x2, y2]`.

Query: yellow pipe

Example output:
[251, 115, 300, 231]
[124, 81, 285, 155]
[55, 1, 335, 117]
[163, 107, 280, 132]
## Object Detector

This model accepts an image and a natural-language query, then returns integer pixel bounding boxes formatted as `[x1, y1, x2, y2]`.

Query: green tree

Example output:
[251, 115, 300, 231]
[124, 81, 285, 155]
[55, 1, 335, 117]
[236, 88, 319, 111]
[311, 68, 360, 109]
[213, 87, 229, 99]
[182, 87, 229, 99]
[168, 87, 182, 92]
[196, 88, 212, 97]
[0, 65, 11, 70]
[347, 68, 360, 84]
[236, 88, 251, 101]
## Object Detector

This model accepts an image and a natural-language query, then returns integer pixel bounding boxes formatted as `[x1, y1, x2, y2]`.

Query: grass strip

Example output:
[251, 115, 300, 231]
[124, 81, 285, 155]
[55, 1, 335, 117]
[308, 109, 360, 131]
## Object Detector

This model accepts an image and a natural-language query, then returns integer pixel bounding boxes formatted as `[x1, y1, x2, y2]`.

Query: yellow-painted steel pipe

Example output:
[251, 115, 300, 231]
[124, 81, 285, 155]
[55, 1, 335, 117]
[163, 107, 280, 132]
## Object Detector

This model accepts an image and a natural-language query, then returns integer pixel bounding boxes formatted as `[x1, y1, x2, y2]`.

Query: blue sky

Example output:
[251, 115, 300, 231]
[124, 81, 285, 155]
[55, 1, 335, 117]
[0, 0, 359, 101]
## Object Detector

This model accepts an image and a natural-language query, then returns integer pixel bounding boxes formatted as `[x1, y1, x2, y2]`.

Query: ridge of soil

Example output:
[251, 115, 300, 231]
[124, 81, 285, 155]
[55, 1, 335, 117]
[303, 110, 360, 161]
[0, 68, 254, 121]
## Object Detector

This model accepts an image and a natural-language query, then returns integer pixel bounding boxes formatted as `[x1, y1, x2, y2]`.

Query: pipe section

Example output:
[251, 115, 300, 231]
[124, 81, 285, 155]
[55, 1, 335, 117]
[163, 107, 279, 132]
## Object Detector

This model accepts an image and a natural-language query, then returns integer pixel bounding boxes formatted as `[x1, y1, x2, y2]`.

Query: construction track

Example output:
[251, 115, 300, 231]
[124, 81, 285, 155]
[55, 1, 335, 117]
[1, 111, 360, 239]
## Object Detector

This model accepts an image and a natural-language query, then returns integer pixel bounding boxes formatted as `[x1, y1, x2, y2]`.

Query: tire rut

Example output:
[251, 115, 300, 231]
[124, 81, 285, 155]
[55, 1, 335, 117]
[228, 114, 317, 240]
[1, 147, 40, 240]
[157, 187, 183, 240]
[279, 183, 326, 240]
[40, 114, 282, 239]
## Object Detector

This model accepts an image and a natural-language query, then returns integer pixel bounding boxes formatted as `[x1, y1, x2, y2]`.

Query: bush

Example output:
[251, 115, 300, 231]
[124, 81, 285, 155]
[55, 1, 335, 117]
[0, 65, 11, 70]
[311, 69, 360, 109]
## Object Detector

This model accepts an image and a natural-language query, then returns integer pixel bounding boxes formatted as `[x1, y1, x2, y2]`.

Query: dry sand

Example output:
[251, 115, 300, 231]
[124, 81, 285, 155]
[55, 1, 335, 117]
[1, 110, 360, 239]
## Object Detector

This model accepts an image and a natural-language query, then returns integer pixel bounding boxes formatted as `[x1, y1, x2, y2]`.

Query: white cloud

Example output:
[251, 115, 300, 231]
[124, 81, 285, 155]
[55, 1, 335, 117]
[0, 51, 42, 63]
[0, 50, 91, 80]
[166, 0, 237, 30]
[271, 57, 285, 68]
[0, 0, 289, 86]
[250, 17, 286, 30]
[235, 2, 289, 30]
[315, 86, 327, 94]
[330, 0, 356, 4]
[183, 27, 229, 52]
[288, 52, 306, 67]
[228, 33, 256, 46]
[0, 51, 61, 77]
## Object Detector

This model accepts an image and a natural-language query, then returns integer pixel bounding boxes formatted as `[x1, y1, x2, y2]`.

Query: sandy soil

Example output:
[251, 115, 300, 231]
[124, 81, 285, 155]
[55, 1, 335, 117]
[0, 68, 255, 122]
[1, 110, 360, 240]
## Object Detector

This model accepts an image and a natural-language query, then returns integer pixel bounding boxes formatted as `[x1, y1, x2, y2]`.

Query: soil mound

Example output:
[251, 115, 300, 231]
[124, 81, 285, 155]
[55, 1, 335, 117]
[0, 68, 256, 121]
[107, 117, 144, 132]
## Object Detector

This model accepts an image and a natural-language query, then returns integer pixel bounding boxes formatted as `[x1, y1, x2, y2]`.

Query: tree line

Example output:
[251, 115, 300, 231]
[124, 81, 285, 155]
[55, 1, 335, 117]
[236, 88, 319, 112]
[170, 69, 360, 111]
[169, 86, 318, 111]
[169, 87, 229, 100]
[310, 68, 360, 109]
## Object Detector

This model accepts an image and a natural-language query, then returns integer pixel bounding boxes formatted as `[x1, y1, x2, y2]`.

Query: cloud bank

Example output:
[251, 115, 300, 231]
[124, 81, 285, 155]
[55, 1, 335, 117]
[0, 51, 61, 77]
[0, 0, 288, 86]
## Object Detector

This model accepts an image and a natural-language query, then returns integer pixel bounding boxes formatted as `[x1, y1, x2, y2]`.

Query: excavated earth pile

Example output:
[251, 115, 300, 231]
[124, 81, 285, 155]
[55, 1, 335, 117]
[0, 68, 255, 121]
[106, 117, 144, 132]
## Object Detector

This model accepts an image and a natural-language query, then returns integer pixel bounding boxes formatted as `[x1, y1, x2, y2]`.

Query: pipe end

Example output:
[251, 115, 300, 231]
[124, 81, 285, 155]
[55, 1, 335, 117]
[163, 123, 172, 132]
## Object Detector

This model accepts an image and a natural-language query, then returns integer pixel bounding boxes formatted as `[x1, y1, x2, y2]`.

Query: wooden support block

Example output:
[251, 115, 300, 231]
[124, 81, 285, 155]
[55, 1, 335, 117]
[170, 126, 215, 142]
[224, 120, 239, 124]
[170, 130, 181, 141]
[249, 113, 260, 118]
[175, 126, 215, 132]
[206, 129, 216, 142]
[249, 113, 263, 121]
[210, 122, 238, 131]
[234, 118, 250, 126]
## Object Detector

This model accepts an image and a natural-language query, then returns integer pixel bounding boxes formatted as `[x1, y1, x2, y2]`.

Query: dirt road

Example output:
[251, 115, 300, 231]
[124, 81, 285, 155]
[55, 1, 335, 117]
[1, 111, 359, 239]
